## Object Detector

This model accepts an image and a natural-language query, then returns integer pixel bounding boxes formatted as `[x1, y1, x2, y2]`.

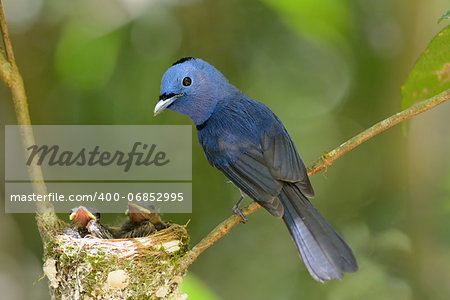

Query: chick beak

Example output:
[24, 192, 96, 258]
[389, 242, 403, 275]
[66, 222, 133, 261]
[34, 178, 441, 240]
[70, 207, 97, 221]
[154, 93, 183, 116]
[87, 212, 97, 220]
[127, 202, 152, 215]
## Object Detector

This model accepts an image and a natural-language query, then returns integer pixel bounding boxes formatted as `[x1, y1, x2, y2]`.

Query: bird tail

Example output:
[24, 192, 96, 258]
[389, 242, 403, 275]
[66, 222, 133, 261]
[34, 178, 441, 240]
[278, 183, 358, 282]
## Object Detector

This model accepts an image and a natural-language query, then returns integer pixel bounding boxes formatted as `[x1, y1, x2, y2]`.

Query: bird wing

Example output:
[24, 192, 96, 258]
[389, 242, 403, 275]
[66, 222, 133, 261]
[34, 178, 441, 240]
[216, 148, 284, 217]
[262, 130, 314, 197]
[213, 128, 313, 218]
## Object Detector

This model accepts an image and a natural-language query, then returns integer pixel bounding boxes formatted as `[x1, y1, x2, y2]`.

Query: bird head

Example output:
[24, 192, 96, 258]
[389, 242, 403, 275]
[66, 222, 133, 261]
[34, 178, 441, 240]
[125, 202, 155, 223]
[69, 206, 99, 228]
[154, 57, 236, 125]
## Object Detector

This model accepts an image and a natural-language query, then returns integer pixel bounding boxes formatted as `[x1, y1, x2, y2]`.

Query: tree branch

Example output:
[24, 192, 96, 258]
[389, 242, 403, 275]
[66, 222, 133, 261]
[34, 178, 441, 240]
[0, 1, 60, 233]
[177, 88, 450, 273]
[307, 89, 450, 175]
[0, 2, 15, 64]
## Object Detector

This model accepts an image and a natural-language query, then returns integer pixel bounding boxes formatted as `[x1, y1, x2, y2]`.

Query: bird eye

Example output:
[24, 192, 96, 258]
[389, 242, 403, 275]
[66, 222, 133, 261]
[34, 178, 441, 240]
[182, 77, 192, 87]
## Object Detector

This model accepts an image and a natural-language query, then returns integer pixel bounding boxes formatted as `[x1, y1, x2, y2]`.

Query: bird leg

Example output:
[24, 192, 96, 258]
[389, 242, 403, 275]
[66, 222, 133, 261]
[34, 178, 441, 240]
[232, 191, 247, 223]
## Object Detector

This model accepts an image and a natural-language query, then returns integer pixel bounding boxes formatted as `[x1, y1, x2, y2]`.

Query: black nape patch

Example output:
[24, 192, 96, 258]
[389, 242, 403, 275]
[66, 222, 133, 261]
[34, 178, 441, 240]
[172, 57, 195, 66]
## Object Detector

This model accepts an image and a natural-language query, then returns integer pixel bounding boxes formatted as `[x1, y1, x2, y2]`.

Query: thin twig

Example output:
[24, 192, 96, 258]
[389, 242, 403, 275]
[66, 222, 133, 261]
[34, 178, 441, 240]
[177, 88, 450, 273]
[0, 1, 14, 64]
[307, 89, 450, 175]
[0, 1, 59, 233]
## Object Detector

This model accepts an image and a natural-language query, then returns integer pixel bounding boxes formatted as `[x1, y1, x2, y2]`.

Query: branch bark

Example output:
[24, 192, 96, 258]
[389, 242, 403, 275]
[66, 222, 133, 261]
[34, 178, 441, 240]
[176, 88, 450, 273]
[0, 1, 60, 234]
[0, 2, 14, 64]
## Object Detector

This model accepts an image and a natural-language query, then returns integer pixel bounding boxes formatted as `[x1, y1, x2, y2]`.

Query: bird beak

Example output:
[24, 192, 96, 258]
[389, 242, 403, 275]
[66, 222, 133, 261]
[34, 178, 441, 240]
[86, 212, 97, 220]
[154, 93, 183, 116]
[70, 207, 97, 220]
[127, 202, 152, 214]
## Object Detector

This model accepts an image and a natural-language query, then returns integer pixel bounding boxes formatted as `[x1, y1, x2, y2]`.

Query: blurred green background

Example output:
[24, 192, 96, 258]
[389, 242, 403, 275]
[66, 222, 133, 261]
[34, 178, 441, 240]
[1, 0, 449, 299]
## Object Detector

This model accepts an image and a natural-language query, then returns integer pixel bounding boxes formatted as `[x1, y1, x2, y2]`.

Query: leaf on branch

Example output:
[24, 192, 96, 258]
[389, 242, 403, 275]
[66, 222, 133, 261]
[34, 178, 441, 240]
[401, 25, 450, 110]
[438, 10, 450, 24]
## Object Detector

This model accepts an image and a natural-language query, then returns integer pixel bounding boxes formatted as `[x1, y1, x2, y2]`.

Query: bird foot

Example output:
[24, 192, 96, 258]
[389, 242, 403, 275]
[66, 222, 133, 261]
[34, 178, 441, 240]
[232, 205, 247, 223]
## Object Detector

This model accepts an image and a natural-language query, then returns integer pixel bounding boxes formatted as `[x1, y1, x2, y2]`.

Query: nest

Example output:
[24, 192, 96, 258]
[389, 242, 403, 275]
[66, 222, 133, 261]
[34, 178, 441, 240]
[43, 224, 189, 300]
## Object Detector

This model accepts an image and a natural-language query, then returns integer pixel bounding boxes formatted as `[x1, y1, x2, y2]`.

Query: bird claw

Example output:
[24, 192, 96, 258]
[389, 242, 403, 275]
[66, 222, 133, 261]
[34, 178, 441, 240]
[232, 192, 247, 223]
[232, 205, 247, 223]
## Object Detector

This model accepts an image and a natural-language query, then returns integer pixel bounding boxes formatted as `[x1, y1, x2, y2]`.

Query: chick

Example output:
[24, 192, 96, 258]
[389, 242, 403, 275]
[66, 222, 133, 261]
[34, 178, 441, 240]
[64, 206, 115, 239]
[64, 206, 99, 238]
[118, 203, 166, 238]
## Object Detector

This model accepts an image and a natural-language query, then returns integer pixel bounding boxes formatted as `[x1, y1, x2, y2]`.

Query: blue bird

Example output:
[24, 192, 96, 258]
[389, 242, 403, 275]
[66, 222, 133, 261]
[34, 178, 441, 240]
[154, 57, 358, 282]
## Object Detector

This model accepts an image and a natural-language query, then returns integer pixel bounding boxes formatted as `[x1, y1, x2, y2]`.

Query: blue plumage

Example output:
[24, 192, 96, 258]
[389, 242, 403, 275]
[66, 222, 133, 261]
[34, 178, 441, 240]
[154, 58, 357, 282]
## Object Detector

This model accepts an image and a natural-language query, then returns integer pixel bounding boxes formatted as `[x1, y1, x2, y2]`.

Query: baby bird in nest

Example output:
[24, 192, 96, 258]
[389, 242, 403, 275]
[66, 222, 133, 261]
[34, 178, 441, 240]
[119, 203, 167, 238]
[64, 206, 114, 239]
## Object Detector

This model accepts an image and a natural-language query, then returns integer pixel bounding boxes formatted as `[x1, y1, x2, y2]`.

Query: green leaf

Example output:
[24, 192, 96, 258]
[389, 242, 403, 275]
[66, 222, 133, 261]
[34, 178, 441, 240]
[401, 25, 450, 110]
[438, 10, 450, 24]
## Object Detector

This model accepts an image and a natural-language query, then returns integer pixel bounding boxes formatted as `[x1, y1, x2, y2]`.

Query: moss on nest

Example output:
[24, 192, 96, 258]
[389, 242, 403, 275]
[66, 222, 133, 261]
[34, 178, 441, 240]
[43, 224, 189, 299]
